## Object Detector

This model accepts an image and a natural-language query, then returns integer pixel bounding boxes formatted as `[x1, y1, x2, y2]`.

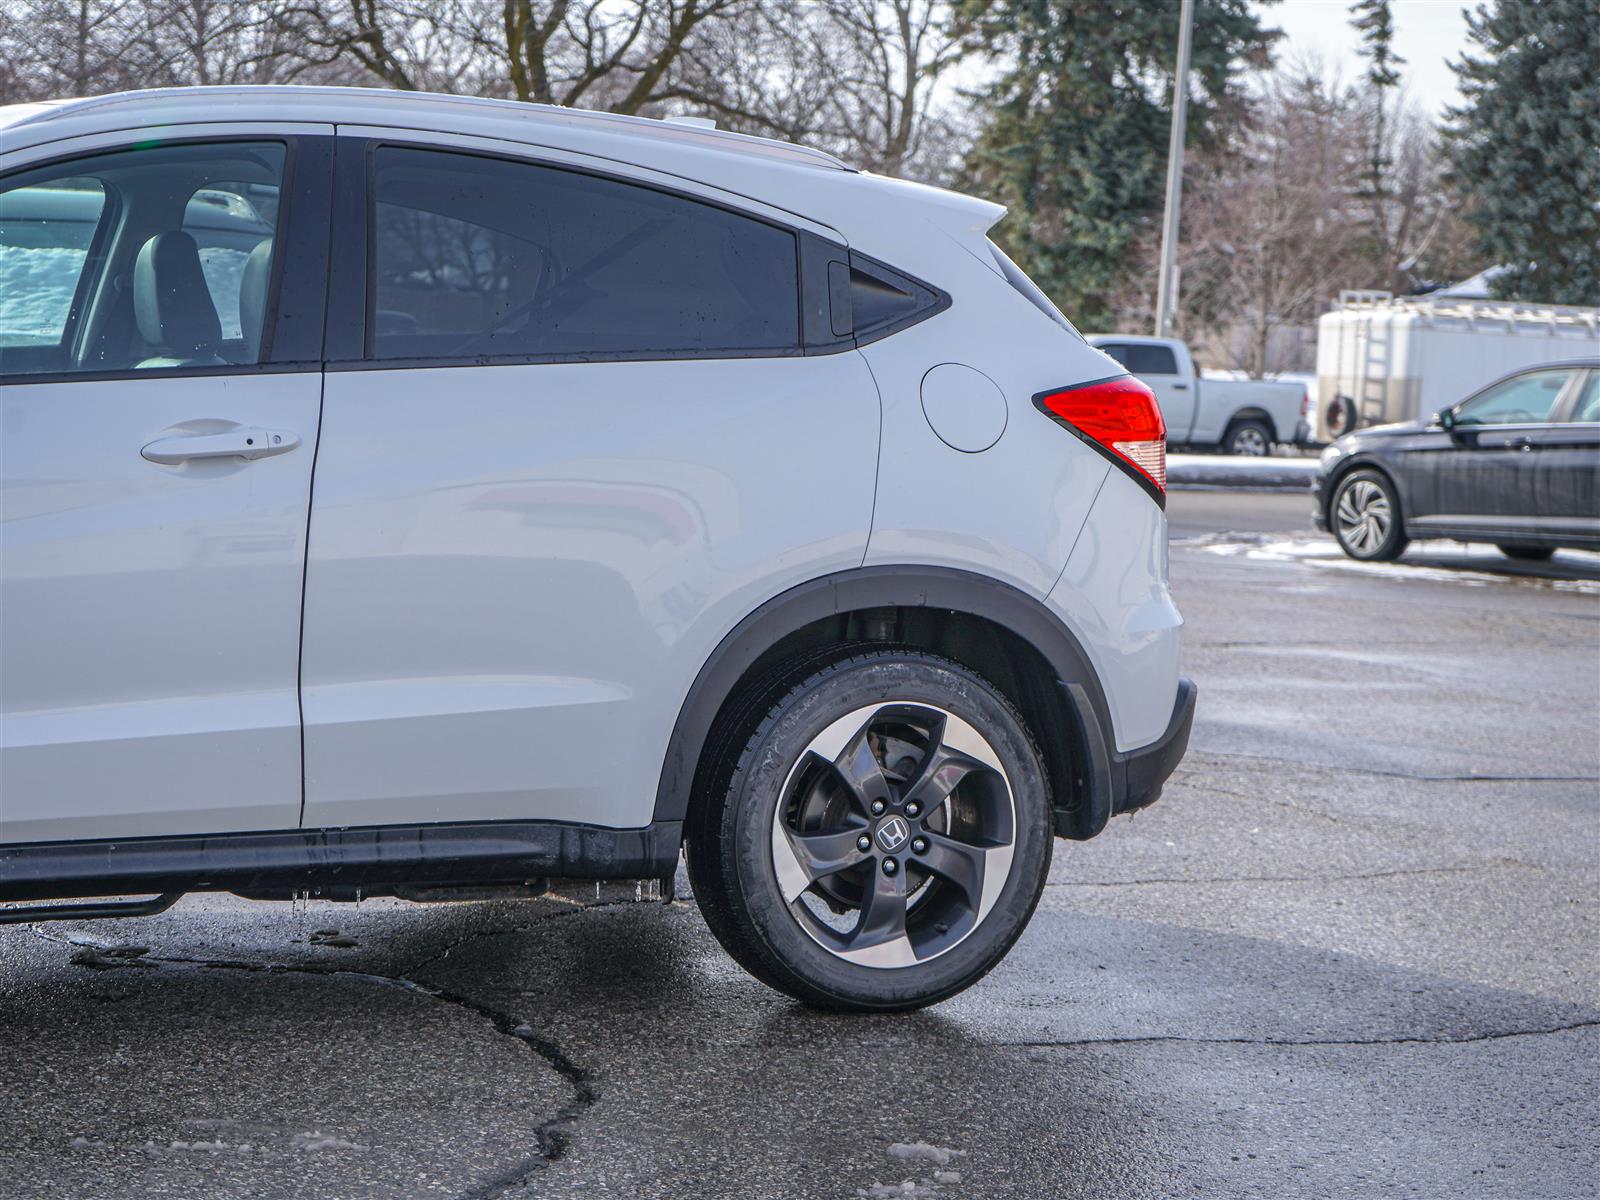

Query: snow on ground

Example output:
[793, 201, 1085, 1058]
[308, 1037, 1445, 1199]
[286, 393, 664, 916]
[0, 244, 87, 341]
[1190, 534, 1600, 594]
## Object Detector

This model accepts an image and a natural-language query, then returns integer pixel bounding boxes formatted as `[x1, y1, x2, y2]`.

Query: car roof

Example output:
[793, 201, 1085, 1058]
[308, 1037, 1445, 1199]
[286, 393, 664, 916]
[0, 86, 853, 173]
[0, 86, 1007, 282]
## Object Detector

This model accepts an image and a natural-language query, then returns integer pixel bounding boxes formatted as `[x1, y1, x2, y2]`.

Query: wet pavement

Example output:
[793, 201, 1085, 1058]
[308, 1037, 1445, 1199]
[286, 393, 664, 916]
[2, 490, 1596, 1199]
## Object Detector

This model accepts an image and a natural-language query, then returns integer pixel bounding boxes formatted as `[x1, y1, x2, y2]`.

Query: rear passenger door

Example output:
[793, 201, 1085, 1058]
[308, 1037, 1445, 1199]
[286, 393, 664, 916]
[299, 135, 881, 831]
[1536, 368, 1600, 546]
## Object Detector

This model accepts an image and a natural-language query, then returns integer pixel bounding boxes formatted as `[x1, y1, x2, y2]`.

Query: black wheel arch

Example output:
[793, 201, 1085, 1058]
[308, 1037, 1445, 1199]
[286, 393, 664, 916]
[654, 566, 1131, 843]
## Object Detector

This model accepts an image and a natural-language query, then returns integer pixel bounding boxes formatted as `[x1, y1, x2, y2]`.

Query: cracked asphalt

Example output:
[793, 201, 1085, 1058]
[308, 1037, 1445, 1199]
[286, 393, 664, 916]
[2, 490, 1596, 1199]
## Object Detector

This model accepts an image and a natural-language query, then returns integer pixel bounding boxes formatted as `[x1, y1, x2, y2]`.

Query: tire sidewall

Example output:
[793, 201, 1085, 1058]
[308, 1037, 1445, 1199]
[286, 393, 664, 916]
[725, 655, 1051, 1010]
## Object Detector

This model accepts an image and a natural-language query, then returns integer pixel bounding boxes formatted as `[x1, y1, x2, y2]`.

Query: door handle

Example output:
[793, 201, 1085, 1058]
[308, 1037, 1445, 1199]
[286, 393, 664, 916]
[1172, 383, 1189, 390]
[141, 427, 300, 465]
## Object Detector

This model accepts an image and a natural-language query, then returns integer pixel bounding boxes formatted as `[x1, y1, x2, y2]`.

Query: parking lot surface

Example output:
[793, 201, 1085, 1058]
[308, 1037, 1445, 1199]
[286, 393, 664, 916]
[3, 490, 1596, 1199]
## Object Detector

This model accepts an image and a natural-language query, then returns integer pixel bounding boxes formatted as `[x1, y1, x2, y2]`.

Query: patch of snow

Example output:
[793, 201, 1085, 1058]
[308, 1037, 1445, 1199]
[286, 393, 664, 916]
[886, 1142, 966, 1166]
[292, 1132, 366, 1152]
[933, 1170, 962, 1184]
[1195, 537, 1600, 594]
[858, 1182, 941, 1198]
[0, 244, 87, 340]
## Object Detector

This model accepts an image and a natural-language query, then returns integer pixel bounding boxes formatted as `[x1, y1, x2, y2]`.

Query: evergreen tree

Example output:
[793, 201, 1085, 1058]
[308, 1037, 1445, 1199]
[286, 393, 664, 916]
[1448, 0, 1600, 306]
[1350, 0, 1405, 258]
[957, 0, 1275, 330]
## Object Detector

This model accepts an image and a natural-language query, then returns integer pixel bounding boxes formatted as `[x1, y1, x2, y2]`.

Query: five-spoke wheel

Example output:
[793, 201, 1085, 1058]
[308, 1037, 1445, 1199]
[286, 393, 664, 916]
[770, 701, 1016, 969]
[688, 649, 1051, 1011]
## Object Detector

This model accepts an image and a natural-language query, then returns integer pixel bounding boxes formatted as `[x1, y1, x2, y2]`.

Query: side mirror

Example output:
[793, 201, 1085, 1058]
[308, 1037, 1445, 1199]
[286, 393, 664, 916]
[1436, 408, 1455, 432]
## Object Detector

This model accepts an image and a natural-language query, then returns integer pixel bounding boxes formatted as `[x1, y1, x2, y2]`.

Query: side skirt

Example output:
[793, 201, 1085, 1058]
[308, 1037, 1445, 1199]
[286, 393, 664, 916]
[0, 820, 683, 904]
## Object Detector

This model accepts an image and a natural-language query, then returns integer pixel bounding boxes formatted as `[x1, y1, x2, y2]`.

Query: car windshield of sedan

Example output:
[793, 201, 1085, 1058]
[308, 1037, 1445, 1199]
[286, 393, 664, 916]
[1453, 368, 1573, 426]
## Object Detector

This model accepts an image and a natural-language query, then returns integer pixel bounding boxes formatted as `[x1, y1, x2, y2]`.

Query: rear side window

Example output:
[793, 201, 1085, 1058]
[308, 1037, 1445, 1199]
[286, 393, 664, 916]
[1098, 342, 1179, 376]
[1568, 372, 1598, 422]
[369, 147, 801, 361]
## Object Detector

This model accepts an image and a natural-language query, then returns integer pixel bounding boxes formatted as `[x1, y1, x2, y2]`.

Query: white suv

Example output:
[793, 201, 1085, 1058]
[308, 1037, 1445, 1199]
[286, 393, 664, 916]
[0, 87, 1193, 1011]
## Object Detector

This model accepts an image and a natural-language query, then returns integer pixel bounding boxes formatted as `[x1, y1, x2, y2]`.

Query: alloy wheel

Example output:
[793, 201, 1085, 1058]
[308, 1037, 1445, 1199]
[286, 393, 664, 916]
[1335, 477, 1392, 555]
[1230, 425, 1269, 456]
[769, 702, 1016, 969]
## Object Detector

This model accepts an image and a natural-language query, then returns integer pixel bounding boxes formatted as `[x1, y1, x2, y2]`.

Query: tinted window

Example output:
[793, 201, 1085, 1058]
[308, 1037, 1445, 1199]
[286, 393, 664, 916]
[1455, 367, 1574, 426]
[1099, 341, 1179, 376]
[0, 141, 286, 379]
[369, 147, 800, 361]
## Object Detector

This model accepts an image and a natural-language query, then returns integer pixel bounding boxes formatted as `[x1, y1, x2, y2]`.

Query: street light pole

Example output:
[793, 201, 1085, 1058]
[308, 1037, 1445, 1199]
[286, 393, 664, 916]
[1154, 0, 1195, 338]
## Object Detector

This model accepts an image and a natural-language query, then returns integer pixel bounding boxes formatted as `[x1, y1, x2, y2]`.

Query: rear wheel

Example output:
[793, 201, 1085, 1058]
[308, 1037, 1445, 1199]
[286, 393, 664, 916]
[687, 649, 1052, 1012]
[1498, 544, 1555, 562]
[1331, 468, 1408, 561]
[1223, 418, 1273, 457]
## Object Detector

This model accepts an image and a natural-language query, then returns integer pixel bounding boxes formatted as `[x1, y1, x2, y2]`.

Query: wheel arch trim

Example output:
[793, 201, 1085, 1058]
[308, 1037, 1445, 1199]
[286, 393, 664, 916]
[652, 565, 1118, 832]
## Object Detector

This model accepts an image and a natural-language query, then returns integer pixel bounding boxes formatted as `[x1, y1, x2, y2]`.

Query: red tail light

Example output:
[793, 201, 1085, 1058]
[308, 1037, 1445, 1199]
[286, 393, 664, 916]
[1033, 375, 1167, 505]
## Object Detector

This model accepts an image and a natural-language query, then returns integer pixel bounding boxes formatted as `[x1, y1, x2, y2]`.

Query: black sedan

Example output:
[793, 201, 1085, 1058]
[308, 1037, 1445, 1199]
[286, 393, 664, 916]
[1313, 359, 1600, 561]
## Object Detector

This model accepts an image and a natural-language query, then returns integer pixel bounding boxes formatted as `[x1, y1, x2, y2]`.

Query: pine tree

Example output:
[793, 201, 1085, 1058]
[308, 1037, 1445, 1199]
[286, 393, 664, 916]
[1448, 0, 1600, 306]
[956, 0, 1275, 330]
[1350, 0, 1405, 261]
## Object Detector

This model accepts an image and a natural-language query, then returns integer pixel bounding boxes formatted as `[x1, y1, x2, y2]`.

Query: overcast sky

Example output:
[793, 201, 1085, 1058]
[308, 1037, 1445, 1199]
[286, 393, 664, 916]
[1254, 0, 1474, 115]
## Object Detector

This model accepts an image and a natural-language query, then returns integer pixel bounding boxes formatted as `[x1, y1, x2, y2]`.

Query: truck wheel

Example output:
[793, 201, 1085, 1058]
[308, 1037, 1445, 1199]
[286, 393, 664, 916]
[687, 649, 1052, 1012]
[1223, 419, 1272, 457]
[1331, 469, 1408, 561]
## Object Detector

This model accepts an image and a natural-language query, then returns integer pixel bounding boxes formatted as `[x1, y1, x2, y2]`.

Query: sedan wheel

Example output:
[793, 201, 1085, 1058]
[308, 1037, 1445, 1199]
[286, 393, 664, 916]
[1331, 468, 1408, 561]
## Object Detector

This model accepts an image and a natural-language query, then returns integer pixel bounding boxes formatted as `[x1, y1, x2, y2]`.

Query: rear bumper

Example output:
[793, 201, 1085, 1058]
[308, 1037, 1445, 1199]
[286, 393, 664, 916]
[1053, 677, 1196, 838]
[1115, 678, 1197, 815]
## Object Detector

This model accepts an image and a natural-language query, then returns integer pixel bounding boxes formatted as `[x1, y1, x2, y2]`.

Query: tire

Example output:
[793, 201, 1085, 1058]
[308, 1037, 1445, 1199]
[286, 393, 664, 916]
[1330, 468, 1408, 561]
[1498, 544, 1555, 562]
[1223, 418, 1273, 457]
[687, 648, 1052, 1012]
[1326, 394, 1358, 439]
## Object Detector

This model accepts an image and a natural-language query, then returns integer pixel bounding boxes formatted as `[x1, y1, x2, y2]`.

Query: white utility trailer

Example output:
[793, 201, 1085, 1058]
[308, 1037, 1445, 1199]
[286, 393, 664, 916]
[1315, 291, 1600, 439]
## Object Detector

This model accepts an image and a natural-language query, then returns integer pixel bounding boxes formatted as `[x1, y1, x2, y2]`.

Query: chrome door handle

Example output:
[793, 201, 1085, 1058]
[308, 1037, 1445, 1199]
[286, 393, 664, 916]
[141, 427, 301, 465]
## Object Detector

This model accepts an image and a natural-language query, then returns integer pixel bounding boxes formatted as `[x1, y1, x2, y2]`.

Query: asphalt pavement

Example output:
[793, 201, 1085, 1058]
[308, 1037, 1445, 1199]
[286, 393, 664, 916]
[2, 491, 1596, 1200]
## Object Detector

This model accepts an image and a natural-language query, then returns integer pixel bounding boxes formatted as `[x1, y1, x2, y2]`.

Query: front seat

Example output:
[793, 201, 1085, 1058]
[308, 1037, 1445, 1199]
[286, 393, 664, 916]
[132, 230, 225, 368]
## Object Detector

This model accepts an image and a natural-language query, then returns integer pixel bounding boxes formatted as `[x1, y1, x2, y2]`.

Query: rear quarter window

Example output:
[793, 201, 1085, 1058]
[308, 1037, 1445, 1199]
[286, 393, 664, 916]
[368, 147, 801, 362]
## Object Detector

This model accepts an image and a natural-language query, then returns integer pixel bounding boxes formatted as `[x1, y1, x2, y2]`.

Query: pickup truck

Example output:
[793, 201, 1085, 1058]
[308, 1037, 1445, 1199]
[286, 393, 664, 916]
[1086, 334, 1313, 456]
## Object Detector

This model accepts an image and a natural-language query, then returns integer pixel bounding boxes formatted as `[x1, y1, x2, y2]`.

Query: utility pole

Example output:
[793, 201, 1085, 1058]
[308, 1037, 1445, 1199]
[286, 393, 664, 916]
[1154, 0, 1194, 338]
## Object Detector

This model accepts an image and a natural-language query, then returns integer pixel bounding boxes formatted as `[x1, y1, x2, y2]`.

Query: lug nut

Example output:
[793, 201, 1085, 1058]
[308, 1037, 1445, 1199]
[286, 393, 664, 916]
[905, 800, 922, 818]
[911, 836, 928, 854]
[882, 857, 898, 876]
[856, 834, 872, 852]
[870, 799, 886, 815]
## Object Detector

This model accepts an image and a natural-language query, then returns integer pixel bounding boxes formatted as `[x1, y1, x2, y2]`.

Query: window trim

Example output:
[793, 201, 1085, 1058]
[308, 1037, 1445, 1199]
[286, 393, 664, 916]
[0, 132, 334, 387]
[338, 136, 811, 371]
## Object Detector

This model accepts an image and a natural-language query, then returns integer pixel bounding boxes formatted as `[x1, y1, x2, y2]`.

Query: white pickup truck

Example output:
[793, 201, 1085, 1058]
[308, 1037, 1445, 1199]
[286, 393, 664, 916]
[1087, 334, 1313, 456]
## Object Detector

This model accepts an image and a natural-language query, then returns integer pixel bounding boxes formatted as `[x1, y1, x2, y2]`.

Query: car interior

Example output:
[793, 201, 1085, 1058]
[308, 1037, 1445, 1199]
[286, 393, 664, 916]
[0, 141, 283, 378]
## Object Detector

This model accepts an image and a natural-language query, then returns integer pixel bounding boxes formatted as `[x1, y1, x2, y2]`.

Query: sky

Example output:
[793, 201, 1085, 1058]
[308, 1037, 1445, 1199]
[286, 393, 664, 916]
[1253, 0, 1475, 115]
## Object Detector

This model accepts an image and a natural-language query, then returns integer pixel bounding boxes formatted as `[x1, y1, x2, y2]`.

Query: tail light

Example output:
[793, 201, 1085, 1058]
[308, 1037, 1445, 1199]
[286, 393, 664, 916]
[1300, 388, 1312, 418]
[1033, 375, 1167, 506]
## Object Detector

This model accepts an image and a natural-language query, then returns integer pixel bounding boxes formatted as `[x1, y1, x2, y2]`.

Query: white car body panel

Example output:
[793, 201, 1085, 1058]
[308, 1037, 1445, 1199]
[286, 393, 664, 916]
[300, 355, 879, 830]
[1, 373, 321, 841]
